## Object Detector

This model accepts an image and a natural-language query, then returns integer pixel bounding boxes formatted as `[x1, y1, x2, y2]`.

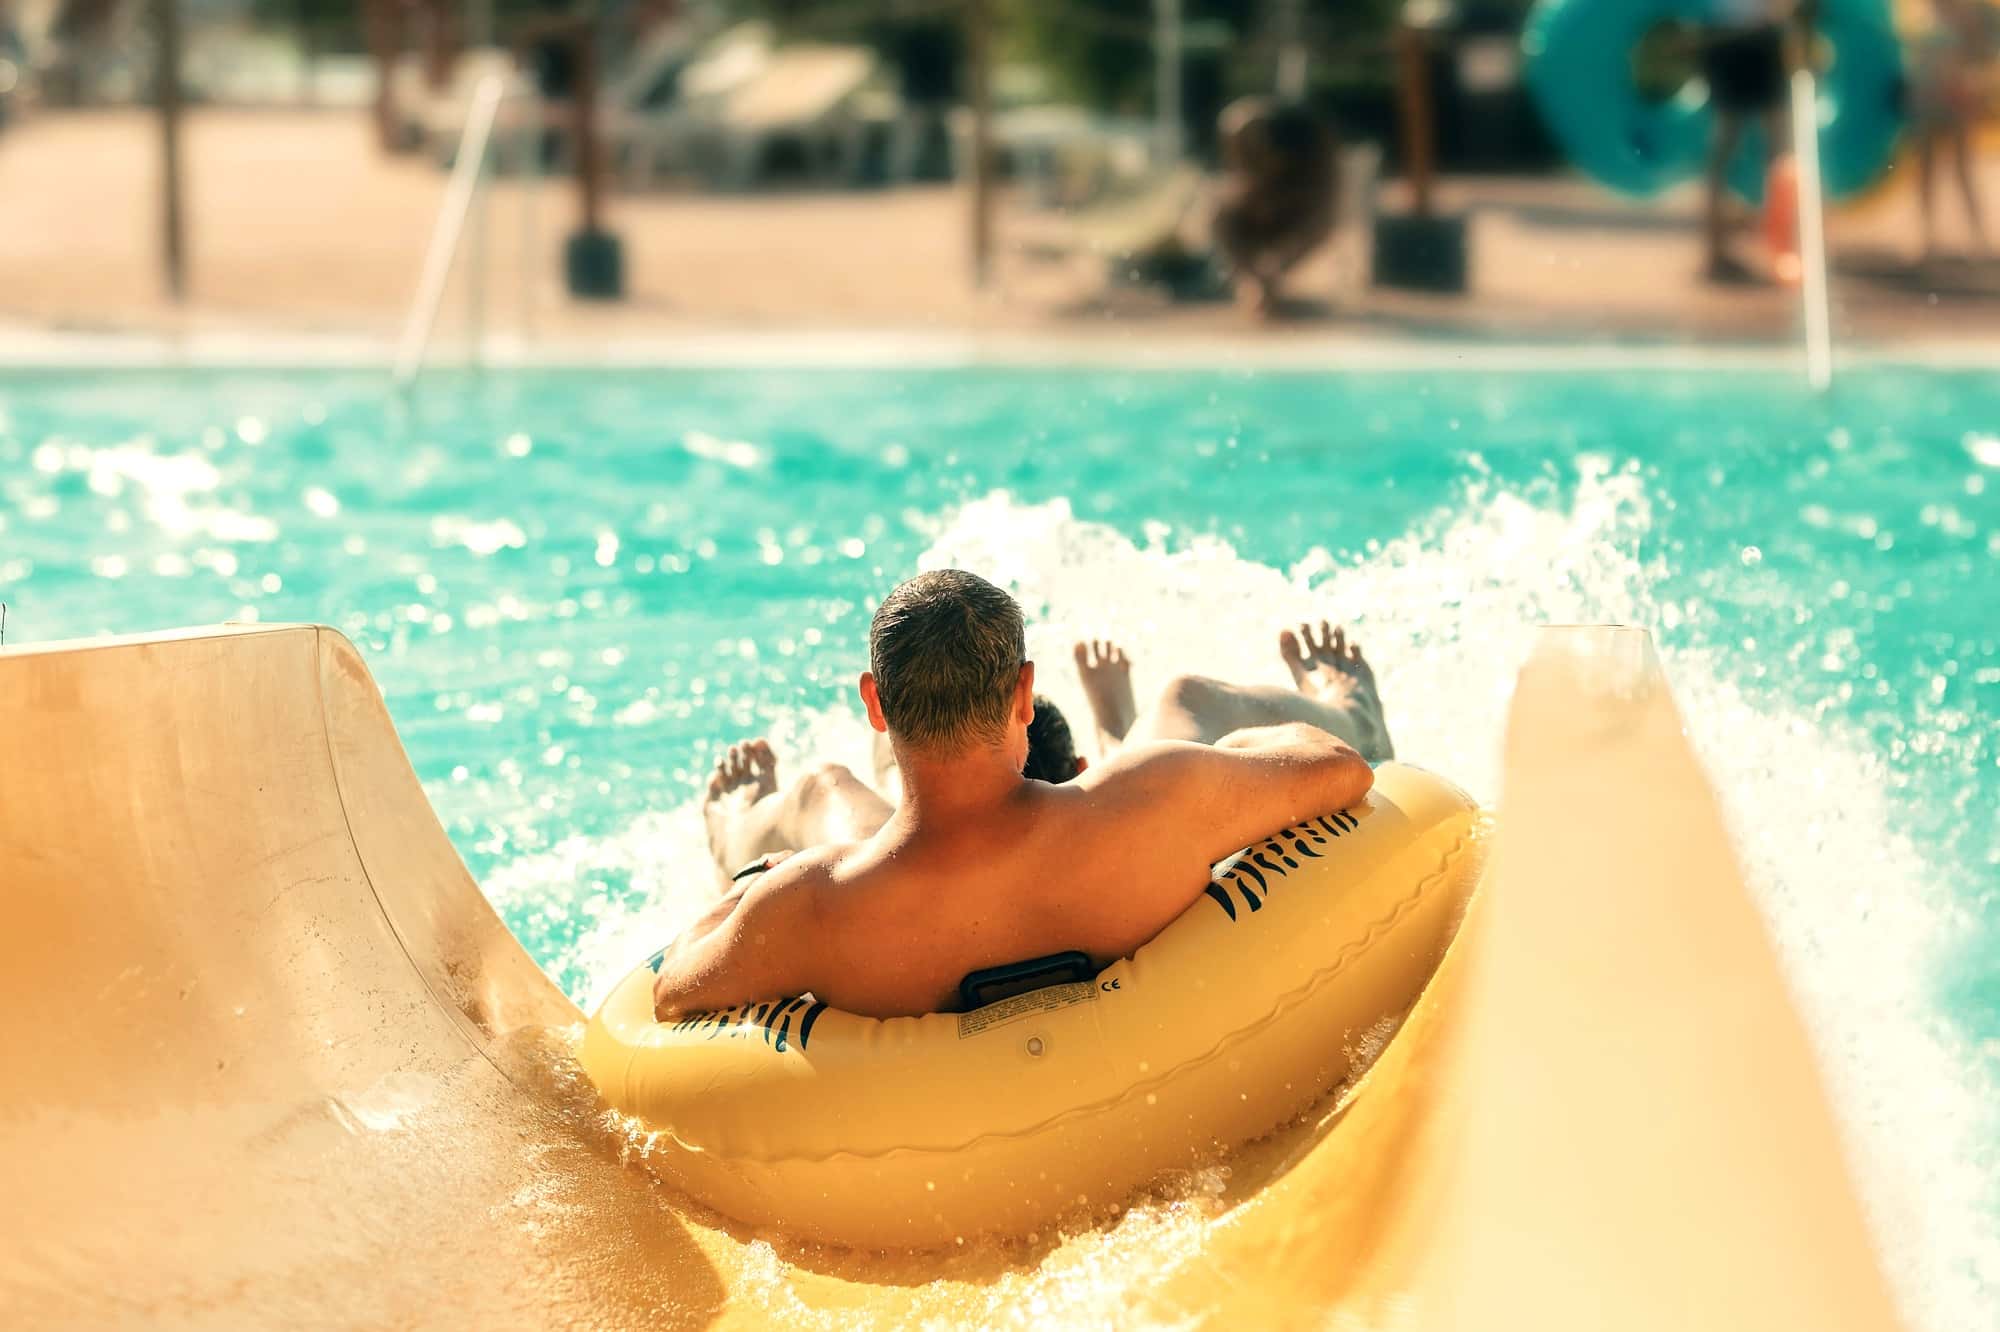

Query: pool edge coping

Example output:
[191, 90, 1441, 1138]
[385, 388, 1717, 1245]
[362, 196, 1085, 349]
[4, 327, 1999, 372]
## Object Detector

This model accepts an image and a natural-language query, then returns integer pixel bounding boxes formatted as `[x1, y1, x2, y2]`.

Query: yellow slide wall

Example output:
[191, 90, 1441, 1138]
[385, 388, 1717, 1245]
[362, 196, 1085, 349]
[0, 624, 1899, 1329]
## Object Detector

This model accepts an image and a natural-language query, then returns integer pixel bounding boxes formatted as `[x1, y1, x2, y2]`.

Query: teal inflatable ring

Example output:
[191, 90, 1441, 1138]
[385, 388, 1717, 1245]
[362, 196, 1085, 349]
[1522, 0, 1904, 204]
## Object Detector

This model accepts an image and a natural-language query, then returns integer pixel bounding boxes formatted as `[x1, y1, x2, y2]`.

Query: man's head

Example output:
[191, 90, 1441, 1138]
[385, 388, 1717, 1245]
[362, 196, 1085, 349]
[861, 570, 1034, 762]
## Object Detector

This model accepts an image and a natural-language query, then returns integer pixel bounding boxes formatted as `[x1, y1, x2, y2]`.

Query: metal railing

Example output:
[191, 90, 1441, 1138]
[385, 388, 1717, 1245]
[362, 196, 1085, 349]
[394, 74, 512, 387]
[1790, 68, 1834, 394]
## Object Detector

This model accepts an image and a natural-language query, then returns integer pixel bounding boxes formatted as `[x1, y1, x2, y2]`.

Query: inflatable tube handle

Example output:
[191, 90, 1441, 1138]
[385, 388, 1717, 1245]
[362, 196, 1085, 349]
[958, 951, 1097, 1012]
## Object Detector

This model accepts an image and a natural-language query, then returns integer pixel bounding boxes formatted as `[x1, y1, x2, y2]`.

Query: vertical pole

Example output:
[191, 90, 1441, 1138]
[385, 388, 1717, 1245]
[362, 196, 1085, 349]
[523, 94, 542, 339]
[156, 0, 186, 302]
[296, 0, 316, 106]
[1790, 68, 1833, 393]
[1276, 0, 1307, 101]
[394, 76, 503, 385]
[1154, 0, 1183, 163]
[467, 114, 489, 365]
[1395, 21, 1434, 218]
[362, 0, 400, 152]
[575, 24, 602, 235]
[465, 0, 494, 368]
[966, 0, 994, 288]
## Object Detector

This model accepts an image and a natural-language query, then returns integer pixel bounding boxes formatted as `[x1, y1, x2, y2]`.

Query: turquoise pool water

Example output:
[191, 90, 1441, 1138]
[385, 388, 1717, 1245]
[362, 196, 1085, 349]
[1, 365, 1994, 1320]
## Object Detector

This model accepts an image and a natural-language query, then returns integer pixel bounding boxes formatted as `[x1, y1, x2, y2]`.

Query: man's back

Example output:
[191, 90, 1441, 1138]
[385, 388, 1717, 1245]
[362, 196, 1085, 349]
[648, 570, 1375, 1022]
[659, 727, 1371, 1019]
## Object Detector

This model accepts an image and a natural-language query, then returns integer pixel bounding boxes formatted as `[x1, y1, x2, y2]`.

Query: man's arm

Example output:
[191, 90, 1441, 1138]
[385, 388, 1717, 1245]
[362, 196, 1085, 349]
[651, 851, 830, 1020]
[1085, 721, 1375, 867]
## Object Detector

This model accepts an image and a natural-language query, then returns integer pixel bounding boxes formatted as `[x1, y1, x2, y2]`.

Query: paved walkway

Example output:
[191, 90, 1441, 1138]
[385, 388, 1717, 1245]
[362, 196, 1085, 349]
[1, 108, 1995, 352]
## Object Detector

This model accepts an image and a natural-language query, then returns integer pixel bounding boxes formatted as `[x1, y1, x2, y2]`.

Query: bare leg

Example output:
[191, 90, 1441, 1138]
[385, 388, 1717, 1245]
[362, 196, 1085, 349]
[1278, 621, 1393, 761]
[1115, 622, 1394, 762]
[701, 739, 893, 884]
[1705, 113, 1750, 280]
[1951, 129, 1988, 258]
[1919, 134, 1940, 263]
[1073, 639, 1138, 751]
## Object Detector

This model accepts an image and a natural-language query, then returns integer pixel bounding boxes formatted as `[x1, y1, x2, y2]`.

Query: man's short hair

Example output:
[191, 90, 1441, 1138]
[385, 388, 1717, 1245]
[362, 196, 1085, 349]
[1024, 697, 1082, 783]
[869, 570, 1025, 753]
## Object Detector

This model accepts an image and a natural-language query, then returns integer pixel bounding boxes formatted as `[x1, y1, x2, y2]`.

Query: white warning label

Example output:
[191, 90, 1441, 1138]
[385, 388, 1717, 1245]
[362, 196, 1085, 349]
[956, 982, 1097, 1039]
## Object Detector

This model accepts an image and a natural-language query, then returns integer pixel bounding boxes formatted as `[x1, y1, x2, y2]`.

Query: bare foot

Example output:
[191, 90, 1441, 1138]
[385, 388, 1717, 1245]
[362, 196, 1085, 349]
[1279, 620, 1394, 761]
[702, 739, 777, 865]
[1074, 638, 1138, 751]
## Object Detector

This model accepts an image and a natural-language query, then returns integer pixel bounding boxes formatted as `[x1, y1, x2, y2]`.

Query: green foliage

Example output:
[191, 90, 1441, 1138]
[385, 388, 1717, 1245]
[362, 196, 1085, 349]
[243, 0, 1410, 100]
[243, 0, 605, 55]
[995, 0, 1406, 112]
[244, 0, 364, 52]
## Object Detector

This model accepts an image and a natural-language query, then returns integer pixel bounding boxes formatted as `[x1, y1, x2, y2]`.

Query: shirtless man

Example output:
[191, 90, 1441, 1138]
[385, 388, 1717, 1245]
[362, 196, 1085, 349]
[653, 569, 1388, 1021]
[700, 695, 1087, 885]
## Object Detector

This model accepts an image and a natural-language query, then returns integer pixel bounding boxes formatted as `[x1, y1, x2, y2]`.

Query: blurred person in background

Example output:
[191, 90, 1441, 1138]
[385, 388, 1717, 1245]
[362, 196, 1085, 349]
[1699, 0, 1797, 283]
[1911, 0, 1997, 261]
[1211, 97, 1339, 319]
[363, 0, 459, 152]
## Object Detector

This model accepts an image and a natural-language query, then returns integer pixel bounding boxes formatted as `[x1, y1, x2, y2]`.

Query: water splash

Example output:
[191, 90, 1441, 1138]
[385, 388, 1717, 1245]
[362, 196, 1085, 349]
[489, 468, 1991, 1331]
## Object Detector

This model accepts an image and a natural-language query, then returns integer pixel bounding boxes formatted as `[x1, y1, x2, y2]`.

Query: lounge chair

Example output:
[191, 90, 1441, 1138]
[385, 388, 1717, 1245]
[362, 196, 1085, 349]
[1012, 164, 1218, 296]
[681, 43, 897, 190]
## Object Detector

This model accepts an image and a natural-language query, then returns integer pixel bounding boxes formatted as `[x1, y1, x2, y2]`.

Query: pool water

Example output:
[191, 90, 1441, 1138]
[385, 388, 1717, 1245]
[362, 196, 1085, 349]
[2, 365, 1995, 1325]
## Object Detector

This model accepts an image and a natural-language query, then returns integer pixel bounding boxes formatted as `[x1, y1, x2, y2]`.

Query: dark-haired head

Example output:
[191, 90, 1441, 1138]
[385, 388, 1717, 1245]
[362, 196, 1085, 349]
[1024, 697, 1086, 783]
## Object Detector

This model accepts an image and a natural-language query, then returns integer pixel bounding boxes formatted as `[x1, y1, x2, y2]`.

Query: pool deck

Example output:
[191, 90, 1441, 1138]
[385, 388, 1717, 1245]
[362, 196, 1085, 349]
[2, 108, 1997, 366]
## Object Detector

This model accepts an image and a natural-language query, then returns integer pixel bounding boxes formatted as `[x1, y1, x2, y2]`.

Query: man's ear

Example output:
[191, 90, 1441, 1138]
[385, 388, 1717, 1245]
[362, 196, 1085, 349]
[859, 672, 889, 733]
[1016, 661, 1036, 724]
[1074, 755, 1089, 774]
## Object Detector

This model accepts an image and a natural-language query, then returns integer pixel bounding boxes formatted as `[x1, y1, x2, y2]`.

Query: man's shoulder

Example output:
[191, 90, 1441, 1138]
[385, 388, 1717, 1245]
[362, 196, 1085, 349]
[754, 842, 849, 889]
[770, 838, 907, 906]
[1073, 738, 1228, 802]
[732, 845, 846, 924]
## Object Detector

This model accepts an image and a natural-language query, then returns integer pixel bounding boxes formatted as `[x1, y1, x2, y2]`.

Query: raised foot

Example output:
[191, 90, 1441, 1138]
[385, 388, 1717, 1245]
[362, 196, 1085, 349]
[702, 738, 777, 863]
[1073, 638, 1138, 750]
[1279, 620, 1393, 762]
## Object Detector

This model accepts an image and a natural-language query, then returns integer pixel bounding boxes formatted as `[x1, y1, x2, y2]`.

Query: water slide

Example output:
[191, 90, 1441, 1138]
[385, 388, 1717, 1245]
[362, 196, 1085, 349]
[0, 623, 1903, 1328]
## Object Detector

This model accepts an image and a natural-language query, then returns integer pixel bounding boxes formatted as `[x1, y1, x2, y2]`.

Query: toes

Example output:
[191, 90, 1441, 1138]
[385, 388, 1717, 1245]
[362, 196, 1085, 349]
[1076, 639, 1129, 673]
[707, 740, 777, 797]
[706, 748, 735, 797]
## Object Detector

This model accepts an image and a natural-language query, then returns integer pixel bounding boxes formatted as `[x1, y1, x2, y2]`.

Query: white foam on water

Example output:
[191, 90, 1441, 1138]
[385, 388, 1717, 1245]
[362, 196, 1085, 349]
[493, 467, 1994, 1330]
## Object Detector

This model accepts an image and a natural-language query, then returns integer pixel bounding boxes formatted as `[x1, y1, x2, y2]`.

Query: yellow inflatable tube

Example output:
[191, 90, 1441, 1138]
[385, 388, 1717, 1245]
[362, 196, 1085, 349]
[581, 761, 1486, 1248]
